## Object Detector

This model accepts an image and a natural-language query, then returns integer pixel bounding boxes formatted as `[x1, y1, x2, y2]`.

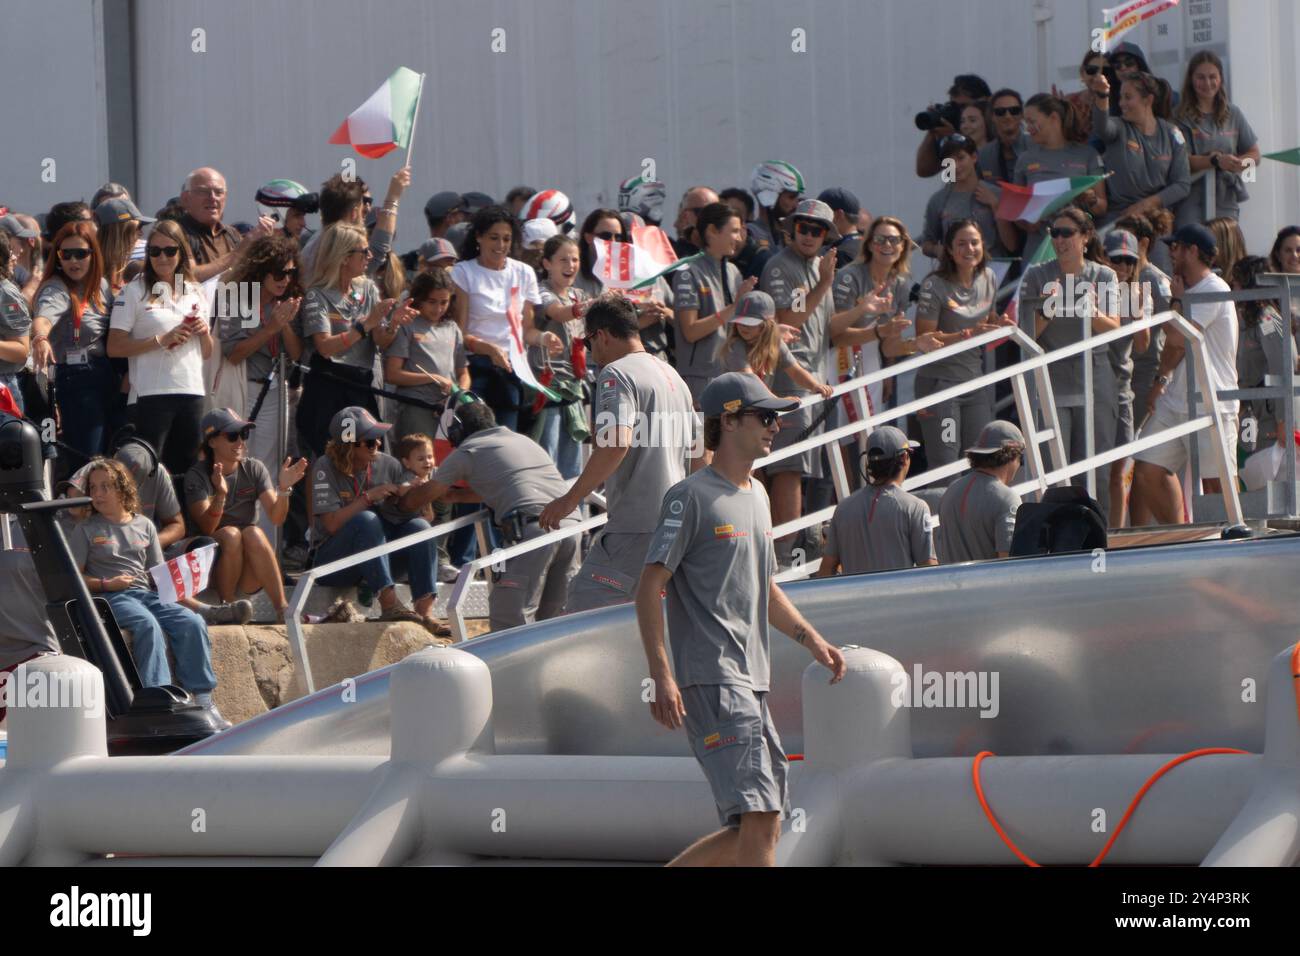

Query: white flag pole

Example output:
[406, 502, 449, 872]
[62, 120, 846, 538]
[404, 72, 427, 169]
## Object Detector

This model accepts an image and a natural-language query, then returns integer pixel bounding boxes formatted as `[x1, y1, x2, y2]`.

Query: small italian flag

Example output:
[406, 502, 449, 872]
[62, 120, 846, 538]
[1263, 148, 1300, 166]
[150, 543, 217, 604]
[996, 175, 1106, 223]
[329, 67, 424, 159]
[593, 225, 703, 290]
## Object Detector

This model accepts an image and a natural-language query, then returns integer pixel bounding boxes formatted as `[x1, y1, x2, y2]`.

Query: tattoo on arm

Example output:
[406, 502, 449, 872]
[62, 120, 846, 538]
[793, 624, 810, 645]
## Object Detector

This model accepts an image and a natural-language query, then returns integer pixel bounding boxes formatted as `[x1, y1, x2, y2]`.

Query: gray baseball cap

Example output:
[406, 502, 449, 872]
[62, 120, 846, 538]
[700, 371, 800, 417]
[94, 197, 155, 228]
[0, 214, 36, 239]
[329, 405, 391, 442]
[201, 406, 254, 440]
[419, 237, 459, 263]
[867, 425, 919, 459]
[966, 420, 1026, 454]
[730, 290, 775, 326]
[1104, 229, 1139, 261]
[786, 198, 841, 242]
[424, 191, 465, 221]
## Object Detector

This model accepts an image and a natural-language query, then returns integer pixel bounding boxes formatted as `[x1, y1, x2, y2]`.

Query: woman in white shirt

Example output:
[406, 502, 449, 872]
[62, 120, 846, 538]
[107, 219, 213, 476]
[450, 205, 559, 432]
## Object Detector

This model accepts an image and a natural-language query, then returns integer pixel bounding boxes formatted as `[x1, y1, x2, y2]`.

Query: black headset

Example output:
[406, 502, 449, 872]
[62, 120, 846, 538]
[443, 390, 487, 448]
[108, 425, 161, 478]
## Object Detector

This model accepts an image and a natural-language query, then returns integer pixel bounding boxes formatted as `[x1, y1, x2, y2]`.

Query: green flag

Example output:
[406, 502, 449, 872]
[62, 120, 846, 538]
[1263, 148, 1300, 166]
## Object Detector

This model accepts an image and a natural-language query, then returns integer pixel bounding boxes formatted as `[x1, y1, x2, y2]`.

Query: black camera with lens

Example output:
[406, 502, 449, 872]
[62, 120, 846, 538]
[915, 101, 964, 132]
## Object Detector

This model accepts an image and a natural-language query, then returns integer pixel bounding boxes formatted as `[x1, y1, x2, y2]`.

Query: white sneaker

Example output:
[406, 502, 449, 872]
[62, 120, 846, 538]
[437, 564, 460, 584]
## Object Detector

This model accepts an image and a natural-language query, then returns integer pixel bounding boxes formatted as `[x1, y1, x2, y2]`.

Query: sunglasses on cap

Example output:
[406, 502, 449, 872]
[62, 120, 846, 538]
[794, 221, 827, 237]
[992, 105, 1023, 117]
[223, 427, 252, 442]
[1049, 226, 1079, 239]
[148, 244, 180, 258]
[58, 247, 92, 261]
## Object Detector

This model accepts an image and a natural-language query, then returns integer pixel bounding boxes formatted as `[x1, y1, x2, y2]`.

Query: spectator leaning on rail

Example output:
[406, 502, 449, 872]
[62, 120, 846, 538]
[936, 420, 1025, 563]
[539, 294, 698, 613]
[817, 425, 937, 576]
[185, 408, 308, 625]
[308, 406, 446, 634]
[635, 371, 845, 867]
[401, 395, 582, 632]
[69, 455, 228, 729]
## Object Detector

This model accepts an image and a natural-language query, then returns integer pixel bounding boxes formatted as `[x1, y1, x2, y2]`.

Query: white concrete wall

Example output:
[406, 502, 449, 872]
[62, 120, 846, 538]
[0, 0, 1294, 257]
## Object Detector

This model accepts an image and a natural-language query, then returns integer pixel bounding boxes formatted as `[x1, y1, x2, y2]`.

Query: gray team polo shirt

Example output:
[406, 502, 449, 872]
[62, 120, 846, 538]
[592, 350, 698, 534]
[384, 315, 466, 406]
[833, 267, 912, 327]
[310, 451, 404, 541]
[299, 279, 381, 369]
[68, 512, 165, 590]
[1092, 106, 1191, 226]
[913, 268, 999, 382]
[35, 277, 113, 363]
[71, 444, 182, 529]
[672, 255, 742, 381]
[433, 425, 572, 517]
[532, 283, 589, 379]
[645, 467, 777, 691]
[760, 246, 835, 393]
[977, 132, 1032, 186]
[1175, 104, 1258, 226]
[1012, 144, 1105, 264]
[1021, 260, 1119, 406]
[937, 471, 1021, 563]
[922, 186, 1003, 258]
[0, 277, 33, 375]
[825, 483, 935, 574]
[219, 301, 293, 382]
[182, 457, 275, 529]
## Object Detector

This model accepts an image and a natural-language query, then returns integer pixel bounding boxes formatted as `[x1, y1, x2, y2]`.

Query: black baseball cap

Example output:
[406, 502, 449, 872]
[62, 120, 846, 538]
[817, 187, 860, 218]
[1161, 223, 1216, 258]
[424, 191, 465, 221]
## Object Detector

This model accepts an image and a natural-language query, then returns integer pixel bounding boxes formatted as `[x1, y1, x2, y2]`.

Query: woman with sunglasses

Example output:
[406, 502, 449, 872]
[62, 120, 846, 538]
[1057, 50, 1110, 144]
[184, 408, 308, 623]
[672, 202, 756, 406]
[30, 222, 116, 460]
[1022, 207, 1123, 510]
[107, 219, 213, 477]
[576, 208, 674, 353]
[920, 135, 1017, 260]
[296, 223, 413, 459]
[1087, 69, 1190, 229]
[0, 231, 32, 412]
[218, 233, 304, 480]
[913, 219, 1014, 469]
[1014, 94, 1106, 264]
[1112, 212, 1174, 435]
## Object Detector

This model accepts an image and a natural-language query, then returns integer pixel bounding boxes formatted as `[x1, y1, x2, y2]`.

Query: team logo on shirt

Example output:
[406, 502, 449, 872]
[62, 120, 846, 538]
[91, 535, 110, 546]
[1026, 163, 1041, 172]
[1126, 139, 1141, 153]
[668, 499, 684, 515]
[714, 524, 748, 539]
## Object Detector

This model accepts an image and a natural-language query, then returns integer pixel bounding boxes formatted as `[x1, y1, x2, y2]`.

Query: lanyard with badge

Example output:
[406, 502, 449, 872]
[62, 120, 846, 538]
[351, 463, 373, 504]
[65, 294, 91, 366]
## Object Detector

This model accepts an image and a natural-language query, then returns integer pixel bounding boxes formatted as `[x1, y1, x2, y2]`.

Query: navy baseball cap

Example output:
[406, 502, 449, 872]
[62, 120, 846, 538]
[1104, 230, 1140, 261]
[329, 406, 391, 442]
[1161, 223, 1216, 257]
[201, 407, 254, 439]
[424, 191, 465, 221]
[700, 372, 799, 417]
[461, 191, 495, 213]
[94, 197, 154, 228]
[817, 187, 861, 218]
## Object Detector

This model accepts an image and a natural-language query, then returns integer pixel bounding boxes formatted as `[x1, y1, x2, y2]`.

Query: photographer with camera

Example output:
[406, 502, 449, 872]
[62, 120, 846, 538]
[915, 74, 992, 178]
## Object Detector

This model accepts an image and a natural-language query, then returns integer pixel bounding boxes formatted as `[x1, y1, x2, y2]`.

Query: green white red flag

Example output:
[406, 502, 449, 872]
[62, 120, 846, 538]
[593, 225, 703, 290]
[996, 176, 1106, 223]
[329, 67, 424, 159]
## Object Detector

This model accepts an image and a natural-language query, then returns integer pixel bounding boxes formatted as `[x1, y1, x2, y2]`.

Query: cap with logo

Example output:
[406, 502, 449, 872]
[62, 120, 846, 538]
[787, 198, 841, 242]
[1160, 222, 1217, 257]
[424, 191, 465, 221]
[966, 419, 1026, 454]
[201, 407, 254, 439]
[0, 214, 37, 239]
[867, 425, 920, 459]
[700, 371, 800, 417]
[731, 290, 776, 326]
[817, 187, 860, 219]
[1104, 230, 1140, 261]
[419, 237, 460, 263]
[329, 405, 392, 442]
[521, 218, 559, 249]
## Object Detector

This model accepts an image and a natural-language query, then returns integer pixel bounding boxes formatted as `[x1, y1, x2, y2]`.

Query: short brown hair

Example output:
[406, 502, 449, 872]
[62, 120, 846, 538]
[84, 457, 140, 516]
[967, 445, 1024, 470]
[703, 415, 724, 451]
[396, 433, 433, 460]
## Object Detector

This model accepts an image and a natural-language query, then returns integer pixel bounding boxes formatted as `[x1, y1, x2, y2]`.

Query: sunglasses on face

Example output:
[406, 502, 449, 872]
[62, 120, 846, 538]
[269, 267, 297, 281]
[58, 248, 91, 261]
[593, 230, 624, 242]
[1084, 65, 1104, 76]
[224, 427, 252, 443]
[148, 245, 180, 258]
[992, 105, 1023, 117]
[1108, 257, 1135, 267]
[362, 196, 374, 207]
[794, 221, 826, 238]
[872, 234, 904, 247]
[1113, 57, 1139, 70]
[349, 247, 371, 258]
[1049, 227, 1079, 239]
[737, 408, 780, 427]
[361, 438, 382, 449]
[582, 331, 598, 349]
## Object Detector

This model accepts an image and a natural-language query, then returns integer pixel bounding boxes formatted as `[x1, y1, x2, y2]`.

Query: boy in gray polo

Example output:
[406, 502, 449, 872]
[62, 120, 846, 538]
[818, 426, 937, 575]
[937, 420, 1026, 563]
[636, 372, 846, 867]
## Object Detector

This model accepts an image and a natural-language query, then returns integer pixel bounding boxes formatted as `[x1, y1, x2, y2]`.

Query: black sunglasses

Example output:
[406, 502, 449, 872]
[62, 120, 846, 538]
[1084, 65, 1104, 76]
[794, 221, 826, 237]
[58, 248, 92, 261]
[362, 437, 382, 449]
[269, 266, 297, 280]
[582, 330, 599, 349]
[737, 408, 780, 427]
[1049, 227, 1079, 239]
[992, 105, 1023, 117]
[223, 427, 252, 442]
[147, 245, 180, 258]
[362, 196, 374, 207]
[593, 230, 625, 242]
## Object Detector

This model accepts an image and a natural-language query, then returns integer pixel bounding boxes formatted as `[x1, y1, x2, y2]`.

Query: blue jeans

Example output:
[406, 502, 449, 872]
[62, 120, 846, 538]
[537, 406, 583, 481]
[315, 511, 439, 601]
[56, 356, 117, 466]
[106, 589, 216, 693]
[468, 354, 520, 433]
[0, 372, 23, 414]
[447, 503, 501, 568]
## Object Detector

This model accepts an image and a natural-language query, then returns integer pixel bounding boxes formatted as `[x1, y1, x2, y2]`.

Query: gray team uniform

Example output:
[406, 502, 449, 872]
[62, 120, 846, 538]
[383, 315, 467, 440]
[433, 425, 581, 631]
[922, 186, 1003, 258]
[825, 484, 935, 574]
[35, 277, 113, 363]
[1012, 144, 1104, 265]
[1092, 105, 1191, 229]
[565, 351, 698, 612]
[759, 246, 834, 476]
[720, 337, 796, 390]
[0, 277, 33, 380]
[977, 132, 1032, 188]
[937, 471, 1022, 563]
[1129, 263, 1172, 432]
[1174, 104, 1258, 228]
[299, 280, 381, 369]
[644, 467, 788, 828]
[912, 269, 999, 468]
[0, 523, 61, 669]
[182, 457, 275, 529]
[672, 255, 742, 404]
[68, 513, 165, 589]
[1021, 260, 1120, 482]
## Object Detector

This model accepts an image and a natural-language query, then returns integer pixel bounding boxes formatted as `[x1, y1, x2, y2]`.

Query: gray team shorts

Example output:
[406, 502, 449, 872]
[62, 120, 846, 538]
[563, 530, 652, 613]
[682, 683, 789, 829]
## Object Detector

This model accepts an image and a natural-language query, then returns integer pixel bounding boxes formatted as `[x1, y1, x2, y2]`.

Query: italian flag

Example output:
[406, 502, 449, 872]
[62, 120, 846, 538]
[996, 175, 1106, 223]
[1263, 148, 1300, 166]
[329, 67, 424, 159]
[149, 543, 217, 604]
[593, 225, 703, 290]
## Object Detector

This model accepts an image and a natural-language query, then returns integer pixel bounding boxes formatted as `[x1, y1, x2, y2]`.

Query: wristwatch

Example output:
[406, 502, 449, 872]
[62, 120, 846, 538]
[352, 319, 367, 336]
[1210, 154, 1222, 170]
[1155, 374, 1171, 386]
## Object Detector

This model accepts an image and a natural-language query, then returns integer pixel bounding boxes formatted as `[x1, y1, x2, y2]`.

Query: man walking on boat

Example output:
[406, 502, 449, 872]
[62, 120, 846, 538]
[635, 372, 846, 867]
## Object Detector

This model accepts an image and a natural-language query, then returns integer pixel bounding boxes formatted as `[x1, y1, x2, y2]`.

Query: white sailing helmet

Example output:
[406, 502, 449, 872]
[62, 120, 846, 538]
[617, 175, 667, 223]
[750, 160, 805, 209]
[520, 189, 576, 234]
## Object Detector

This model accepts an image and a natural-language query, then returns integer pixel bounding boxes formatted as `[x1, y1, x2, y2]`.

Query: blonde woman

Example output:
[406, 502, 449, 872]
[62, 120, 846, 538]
[107, 218, 213, 476]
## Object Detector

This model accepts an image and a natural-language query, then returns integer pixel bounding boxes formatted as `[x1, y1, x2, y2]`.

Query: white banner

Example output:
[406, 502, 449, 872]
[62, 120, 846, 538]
[149, 543, 217, 604]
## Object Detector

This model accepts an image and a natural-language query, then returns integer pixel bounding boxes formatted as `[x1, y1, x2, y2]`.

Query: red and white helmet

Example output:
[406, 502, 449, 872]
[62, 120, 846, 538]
[521, 189, 576, 234]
